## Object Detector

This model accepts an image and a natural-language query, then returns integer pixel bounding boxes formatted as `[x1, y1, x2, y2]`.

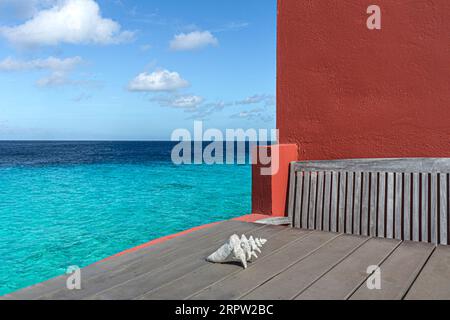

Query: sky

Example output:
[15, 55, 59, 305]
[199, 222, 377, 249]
[0, 0, 276, 140]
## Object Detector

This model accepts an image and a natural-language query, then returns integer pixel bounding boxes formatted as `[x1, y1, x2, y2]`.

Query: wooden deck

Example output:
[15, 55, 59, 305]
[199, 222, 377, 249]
[3, 220, 450, 300]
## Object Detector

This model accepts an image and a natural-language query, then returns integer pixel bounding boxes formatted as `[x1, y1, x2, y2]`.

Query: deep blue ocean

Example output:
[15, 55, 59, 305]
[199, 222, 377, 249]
[0, 141, 251, 295]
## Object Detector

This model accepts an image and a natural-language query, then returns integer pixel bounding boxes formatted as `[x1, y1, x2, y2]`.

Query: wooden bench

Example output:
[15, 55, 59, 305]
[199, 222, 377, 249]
[287, 158, 450, 245]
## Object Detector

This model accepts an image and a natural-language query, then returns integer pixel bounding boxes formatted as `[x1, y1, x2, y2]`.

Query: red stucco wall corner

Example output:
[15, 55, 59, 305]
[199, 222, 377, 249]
[277, 0, 450, 160]
[252, 144, 298, 217]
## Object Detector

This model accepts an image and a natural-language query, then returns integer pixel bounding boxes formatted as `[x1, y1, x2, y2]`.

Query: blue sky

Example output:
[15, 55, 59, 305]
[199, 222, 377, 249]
[0, 0, 276, 140]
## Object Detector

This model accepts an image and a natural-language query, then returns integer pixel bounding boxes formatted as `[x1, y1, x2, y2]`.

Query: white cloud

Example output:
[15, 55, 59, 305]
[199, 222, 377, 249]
[141, 90, 275, 122]
[183, 94, 275, 121]
[140, 44, 151, 52]
[36, 71, 70, 87]
[0, 0, 134, 47]
[169, 31, 218, 51]
[232, 108, 263, 118]
[231, 95, 275, 122]
[0, 0, 56, 19]
[128, 69, 189, 92]
[184, 101, 226, 120]
[213, 21, 250, 33]
[0, 56, 84, 87]
[235, 94, 275, 107]
[152, 94, 204, 109]
[0, 56, 82, 71]
[170, 95, 203, 108]
[72, 92, 92, 102]
[231, 108, 273, 122]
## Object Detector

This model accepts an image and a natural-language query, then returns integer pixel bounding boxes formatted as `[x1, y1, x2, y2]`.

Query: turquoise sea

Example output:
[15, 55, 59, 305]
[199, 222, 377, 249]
[0, 141, 251, 295]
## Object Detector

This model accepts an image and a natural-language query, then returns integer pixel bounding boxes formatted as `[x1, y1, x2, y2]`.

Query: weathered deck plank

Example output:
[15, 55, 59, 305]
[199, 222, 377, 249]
[349, 241, 434, 300]
[4, 220, 450, 301]
[78, 223, 264, 300]
[38, 221, 265, 300]
[89, 225, 281, 300]
[188, 231, 339, 300]
[5, 220, 248, 300]
[241, 235, 368, 300]
[295, 237, 401, 300]
[139, 228, 311, 300]
[405, 246, 450, 300]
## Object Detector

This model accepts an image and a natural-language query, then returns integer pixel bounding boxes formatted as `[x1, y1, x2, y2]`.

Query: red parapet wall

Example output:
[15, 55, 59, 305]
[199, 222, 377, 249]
[252, 144, 298, 216]
[277, 0, 450, 160]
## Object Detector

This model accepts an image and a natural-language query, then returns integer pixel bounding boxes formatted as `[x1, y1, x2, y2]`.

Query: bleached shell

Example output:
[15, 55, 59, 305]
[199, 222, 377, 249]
[206, 234, 265, 269]
[206, 243, 233, 263]
[206, 234, 240, 263]
[240, 235, 253, 261]
[229, 234, 241, 247]
[249, 236, 262, 253]
[232, 244, 248, 269]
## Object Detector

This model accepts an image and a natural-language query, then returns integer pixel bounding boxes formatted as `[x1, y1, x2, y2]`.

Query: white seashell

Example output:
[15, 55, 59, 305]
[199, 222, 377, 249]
[232, 244, 247, 269]
[229, 234, 241, 247]
[249, 236, 262, 254]
[206, 242, 233, 263]
[206, 234, 266, 269]
[206, 234, 239, 263]
[258, 238, 267, 245]
[240, 235, 254, 261]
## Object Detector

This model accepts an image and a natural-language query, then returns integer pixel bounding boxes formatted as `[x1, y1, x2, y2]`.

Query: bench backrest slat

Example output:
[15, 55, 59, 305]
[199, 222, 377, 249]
[288, 158, 450, 245]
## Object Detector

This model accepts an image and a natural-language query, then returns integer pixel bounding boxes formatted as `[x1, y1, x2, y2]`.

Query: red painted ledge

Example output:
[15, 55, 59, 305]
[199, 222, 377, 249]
[98, 214, 268, 263]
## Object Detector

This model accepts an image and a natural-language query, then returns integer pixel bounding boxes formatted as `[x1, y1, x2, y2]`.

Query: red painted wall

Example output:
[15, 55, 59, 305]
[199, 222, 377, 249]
[277, 0, 450, 160]
[252, 144, 297, 216]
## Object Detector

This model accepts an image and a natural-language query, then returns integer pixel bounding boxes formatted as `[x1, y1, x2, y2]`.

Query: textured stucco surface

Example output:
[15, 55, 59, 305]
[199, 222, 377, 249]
[277, 0, 450, 160]
[252, 144, 297, 216]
